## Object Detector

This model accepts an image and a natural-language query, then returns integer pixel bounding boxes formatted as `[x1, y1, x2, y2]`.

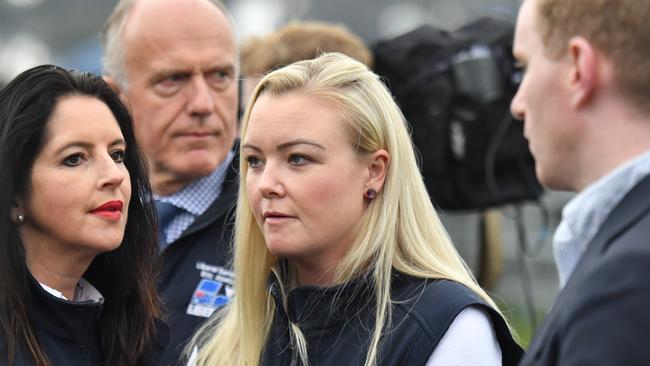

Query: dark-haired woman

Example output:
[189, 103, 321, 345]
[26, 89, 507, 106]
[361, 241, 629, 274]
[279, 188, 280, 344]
[0, 65, 167, 366]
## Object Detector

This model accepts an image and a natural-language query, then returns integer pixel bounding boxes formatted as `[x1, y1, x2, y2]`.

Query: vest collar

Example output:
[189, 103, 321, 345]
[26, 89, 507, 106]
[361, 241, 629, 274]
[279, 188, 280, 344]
[269, 269, 375, 331]
[27, 274, 103, 345]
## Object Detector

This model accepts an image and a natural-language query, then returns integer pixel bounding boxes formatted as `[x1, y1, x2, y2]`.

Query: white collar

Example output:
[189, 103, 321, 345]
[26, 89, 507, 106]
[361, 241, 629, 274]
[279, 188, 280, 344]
[39, 278, 104, 303]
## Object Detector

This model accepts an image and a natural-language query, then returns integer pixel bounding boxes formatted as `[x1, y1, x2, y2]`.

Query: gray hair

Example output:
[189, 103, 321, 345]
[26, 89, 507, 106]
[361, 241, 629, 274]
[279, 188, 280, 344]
[101, 0, 240, 90]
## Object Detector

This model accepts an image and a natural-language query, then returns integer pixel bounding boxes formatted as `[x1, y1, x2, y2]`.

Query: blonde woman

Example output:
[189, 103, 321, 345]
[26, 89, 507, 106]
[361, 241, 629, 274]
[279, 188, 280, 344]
[189, 53, 522, 366]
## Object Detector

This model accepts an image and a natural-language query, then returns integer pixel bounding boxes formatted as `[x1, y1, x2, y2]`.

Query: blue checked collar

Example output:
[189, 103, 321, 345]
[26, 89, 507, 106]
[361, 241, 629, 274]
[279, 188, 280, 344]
[155, 151, 234, 216]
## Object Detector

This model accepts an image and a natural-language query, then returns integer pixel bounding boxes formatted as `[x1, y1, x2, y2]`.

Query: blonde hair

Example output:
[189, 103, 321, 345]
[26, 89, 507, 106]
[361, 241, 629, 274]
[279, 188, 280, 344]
[190, 52, 505, 366]
[241, 21, 373, 77]
[534, 0, 650, 114]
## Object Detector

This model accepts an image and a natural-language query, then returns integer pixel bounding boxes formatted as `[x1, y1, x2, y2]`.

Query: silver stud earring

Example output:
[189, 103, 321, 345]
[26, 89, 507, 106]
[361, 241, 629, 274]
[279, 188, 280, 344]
[16, 214, 25, 224]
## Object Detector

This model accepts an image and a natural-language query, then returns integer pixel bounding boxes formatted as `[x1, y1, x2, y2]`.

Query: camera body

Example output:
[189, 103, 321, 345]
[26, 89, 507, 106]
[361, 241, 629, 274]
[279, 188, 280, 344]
[373, 18, 541, 210]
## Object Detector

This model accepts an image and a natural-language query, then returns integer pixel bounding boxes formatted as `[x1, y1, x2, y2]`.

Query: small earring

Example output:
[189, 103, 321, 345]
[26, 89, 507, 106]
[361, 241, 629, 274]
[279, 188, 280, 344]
[364, 188, 377, 200]
[16, 214, 25, 224]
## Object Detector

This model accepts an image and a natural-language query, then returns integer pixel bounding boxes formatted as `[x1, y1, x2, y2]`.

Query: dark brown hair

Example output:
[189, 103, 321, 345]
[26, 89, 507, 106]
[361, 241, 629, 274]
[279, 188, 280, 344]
[0, 65, 162, 365]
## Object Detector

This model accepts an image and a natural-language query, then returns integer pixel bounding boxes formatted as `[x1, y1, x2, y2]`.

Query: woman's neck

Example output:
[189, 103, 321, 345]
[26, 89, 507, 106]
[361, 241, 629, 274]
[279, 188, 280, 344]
[26, 252, 92, 300]
[294, 261, 336, 287]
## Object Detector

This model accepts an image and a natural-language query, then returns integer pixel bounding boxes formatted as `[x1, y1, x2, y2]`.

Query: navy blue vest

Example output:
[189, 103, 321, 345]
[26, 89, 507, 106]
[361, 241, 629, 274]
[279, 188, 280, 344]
[262, 272, 522, 365]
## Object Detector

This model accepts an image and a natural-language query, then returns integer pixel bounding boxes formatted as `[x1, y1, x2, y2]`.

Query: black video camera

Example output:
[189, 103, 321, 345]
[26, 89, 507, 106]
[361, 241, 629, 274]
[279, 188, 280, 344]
[373, 18, 541, 211]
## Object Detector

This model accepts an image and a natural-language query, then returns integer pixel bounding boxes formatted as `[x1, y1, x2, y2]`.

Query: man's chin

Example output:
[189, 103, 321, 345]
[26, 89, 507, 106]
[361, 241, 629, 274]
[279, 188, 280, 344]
[537, 169, 572, 192]
[179, 153, 227, 176]
[151, 153, 230, 192]
[179, 163, 219, 180]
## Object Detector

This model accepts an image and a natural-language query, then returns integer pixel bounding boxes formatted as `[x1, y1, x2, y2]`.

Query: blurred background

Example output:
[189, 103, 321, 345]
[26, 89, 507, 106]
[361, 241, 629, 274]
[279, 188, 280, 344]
[0, 0, 570, 346]
[0, 0, 522, 84]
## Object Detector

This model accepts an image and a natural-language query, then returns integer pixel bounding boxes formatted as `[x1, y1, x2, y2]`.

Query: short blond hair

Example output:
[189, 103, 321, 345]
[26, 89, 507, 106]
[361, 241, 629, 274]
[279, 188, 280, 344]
[535, 0, 650, 113]
[241, 21, 373, 77]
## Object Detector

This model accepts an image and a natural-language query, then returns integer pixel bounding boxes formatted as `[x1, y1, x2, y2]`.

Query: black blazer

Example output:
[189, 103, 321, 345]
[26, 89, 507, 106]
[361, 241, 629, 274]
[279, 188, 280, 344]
[521, 175, 650, 365]
[157, 148, 239, 366]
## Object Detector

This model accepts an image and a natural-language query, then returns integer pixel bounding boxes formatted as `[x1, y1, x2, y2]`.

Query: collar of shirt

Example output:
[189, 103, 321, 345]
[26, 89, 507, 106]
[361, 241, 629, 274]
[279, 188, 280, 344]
[553, 149, 650, 287]
[39, 278, 104, 303]
[154, 152, 234, 245]
[155, 151, 234, 216]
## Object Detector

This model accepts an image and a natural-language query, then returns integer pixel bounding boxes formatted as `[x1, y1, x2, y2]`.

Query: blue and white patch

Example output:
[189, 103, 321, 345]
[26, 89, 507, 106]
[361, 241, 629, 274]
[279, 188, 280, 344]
[186, 262, 234, 318]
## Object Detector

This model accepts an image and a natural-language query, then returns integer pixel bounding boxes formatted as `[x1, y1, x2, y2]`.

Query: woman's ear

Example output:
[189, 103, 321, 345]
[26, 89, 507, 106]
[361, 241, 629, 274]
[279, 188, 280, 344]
[10, 198, 25, 224]
[365, 149, 389, 192]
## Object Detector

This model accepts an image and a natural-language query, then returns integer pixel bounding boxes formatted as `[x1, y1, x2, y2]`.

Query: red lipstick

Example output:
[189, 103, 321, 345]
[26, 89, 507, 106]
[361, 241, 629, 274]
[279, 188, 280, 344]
[90, 200, 123, 221]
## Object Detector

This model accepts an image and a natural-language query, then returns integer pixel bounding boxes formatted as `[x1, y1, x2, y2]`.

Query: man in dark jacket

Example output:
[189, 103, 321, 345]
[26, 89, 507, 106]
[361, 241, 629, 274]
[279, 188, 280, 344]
[511, 0, 650, 364]
[101, 1, 239, 364]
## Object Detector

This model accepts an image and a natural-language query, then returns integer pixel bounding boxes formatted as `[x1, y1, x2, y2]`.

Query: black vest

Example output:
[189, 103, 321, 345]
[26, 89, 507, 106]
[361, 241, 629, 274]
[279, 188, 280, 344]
[0, 277, 169, 366]
[262, 273, 522, 365]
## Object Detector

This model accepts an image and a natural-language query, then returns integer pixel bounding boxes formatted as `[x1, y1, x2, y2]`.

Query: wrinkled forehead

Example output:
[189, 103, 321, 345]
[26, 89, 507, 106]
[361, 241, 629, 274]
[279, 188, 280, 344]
[122, 0, 237, 61]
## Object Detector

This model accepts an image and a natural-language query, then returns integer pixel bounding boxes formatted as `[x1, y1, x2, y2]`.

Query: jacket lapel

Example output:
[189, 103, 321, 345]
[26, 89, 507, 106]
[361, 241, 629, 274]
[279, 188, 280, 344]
[527, 174, 650, 361]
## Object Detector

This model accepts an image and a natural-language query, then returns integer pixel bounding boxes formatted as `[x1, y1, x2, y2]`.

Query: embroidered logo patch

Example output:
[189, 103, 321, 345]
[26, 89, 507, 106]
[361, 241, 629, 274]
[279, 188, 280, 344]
[186, 262, 234, 318]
